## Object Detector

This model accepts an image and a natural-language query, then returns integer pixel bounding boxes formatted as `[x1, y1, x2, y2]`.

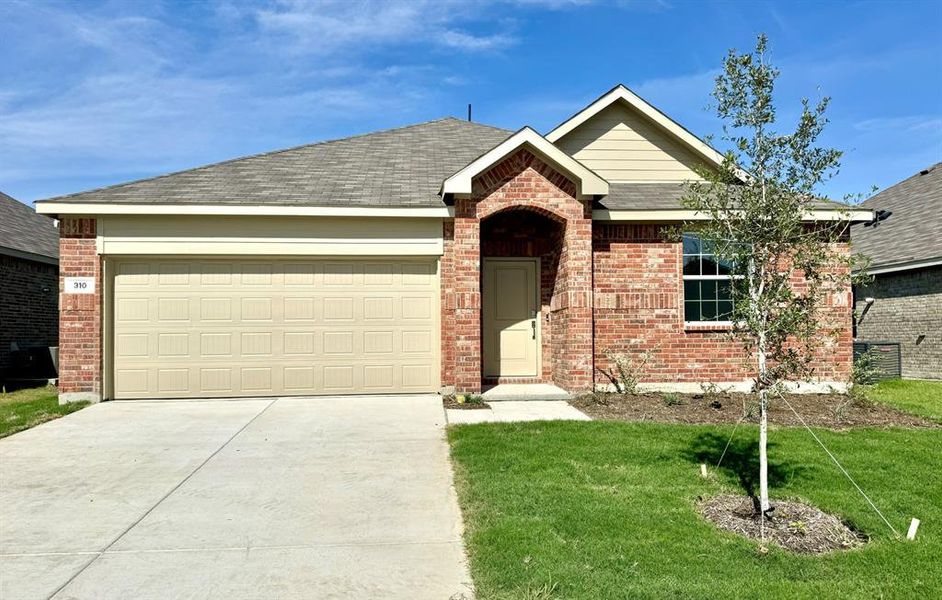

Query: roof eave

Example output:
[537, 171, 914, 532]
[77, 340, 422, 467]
[35, 203, 455, 218]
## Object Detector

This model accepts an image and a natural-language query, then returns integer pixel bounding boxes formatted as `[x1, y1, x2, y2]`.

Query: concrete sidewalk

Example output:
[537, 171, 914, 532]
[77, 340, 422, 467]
[0, 396, 473, 600]
[446, 400, 591, 424]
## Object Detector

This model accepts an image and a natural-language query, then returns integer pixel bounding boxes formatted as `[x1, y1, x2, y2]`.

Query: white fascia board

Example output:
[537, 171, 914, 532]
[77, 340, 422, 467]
[35, 203, 455, 218]
[862, 257, 942, 276]
[546, 85, 729, 169]
[593, 208, 874, 222]
[440, 127, 609, 197]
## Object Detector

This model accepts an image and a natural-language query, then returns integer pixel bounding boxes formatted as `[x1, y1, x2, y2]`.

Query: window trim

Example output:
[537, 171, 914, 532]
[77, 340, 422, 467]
[682, 233, 736, 325]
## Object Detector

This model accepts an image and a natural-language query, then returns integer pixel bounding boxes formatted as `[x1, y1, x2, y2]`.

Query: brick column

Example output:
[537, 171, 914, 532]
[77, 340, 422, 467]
[452, 199, 482, 393]
[58, 218, 101, 403]
[560, 217, 594, 391]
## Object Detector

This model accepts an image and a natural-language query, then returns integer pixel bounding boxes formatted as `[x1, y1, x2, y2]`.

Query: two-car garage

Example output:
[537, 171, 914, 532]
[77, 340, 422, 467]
[110, 257, 440, 399]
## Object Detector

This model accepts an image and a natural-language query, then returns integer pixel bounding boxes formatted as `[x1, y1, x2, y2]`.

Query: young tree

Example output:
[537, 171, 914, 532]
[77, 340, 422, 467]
[682, 34, 858, 518]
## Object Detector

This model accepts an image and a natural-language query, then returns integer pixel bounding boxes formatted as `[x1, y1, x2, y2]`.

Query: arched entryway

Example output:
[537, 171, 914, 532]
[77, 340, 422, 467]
[480, 208, 565, 384]
[443, 147, 595, 394]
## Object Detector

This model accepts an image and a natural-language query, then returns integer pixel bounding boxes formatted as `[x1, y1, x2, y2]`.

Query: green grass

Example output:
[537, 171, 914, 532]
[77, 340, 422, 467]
[449, 421, 941, 599]
[869, 379, 942, 423]
[0, 386, 88, 438]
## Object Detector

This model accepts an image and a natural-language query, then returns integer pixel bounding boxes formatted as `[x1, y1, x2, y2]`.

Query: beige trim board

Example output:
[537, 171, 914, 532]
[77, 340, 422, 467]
[37, 202, 454, 218]
[97, 215, 445, 256]
[593, 208, 873, 223]
[441, 127, 609, 197]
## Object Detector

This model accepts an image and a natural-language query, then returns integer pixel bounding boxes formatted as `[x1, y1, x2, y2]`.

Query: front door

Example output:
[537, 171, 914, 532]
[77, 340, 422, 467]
[483, 259, 539, 377]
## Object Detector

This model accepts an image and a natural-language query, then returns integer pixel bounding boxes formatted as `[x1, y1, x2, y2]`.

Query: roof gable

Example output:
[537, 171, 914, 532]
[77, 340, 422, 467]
[546, 85, 727, 179]
[441, 127, 609, 197]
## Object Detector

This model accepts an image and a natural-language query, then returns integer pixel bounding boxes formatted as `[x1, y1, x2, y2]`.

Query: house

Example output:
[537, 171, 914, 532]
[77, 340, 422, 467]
[35, 85, 871, 403]
[0, 191, 60, 386]
[852, 163, 941, 380]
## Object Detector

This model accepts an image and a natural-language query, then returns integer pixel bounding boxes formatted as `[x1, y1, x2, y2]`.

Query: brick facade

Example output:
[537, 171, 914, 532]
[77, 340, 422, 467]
[439, 155, 854, 394]
[855, 265, 942, 380]
[441, 148, 594, 393]
[58, 218, 102, 402]
[0, 254, 58, 380]
[592, 224, 852, 388]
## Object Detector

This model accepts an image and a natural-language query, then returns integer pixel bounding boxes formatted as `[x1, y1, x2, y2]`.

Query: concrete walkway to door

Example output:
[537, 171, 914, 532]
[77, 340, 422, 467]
[0, 396, 473, 600]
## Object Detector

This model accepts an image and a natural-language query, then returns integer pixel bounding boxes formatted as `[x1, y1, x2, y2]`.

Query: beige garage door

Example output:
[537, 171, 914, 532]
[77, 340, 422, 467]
[111, 258, 440, 399]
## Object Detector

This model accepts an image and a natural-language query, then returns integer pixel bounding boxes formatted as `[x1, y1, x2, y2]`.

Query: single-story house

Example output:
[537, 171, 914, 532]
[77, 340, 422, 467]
[0, 191, 60, 386]
[36, 85, 871, 403]
[852, 163, 941, 380]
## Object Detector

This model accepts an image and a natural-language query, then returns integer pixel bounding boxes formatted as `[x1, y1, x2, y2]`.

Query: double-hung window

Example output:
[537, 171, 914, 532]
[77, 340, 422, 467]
[682, 233, 734, 323]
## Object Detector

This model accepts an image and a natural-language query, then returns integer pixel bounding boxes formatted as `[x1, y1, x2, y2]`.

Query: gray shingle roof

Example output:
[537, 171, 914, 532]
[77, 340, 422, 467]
[852, 163, 942, 269]
[39, 118, 512, 208]
[597, 182, 854, 211]
[0, 192, 59, 260]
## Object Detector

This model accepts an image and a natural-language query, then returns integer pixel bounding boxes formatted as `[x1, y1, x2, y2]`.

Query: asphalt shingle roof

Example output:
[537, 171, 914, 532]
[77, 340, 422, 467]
[851, 163, 942, 269]
[597, 182, 853, 211]
[0, 192, 59, 260]
[40, 118, 513, 208]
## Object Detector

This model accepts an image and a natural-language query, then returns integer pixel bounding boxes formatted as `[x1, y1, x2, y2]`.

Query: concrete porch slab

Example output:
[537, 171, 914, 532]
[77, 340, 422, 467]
[446, 400, 591, 425]
[480, 383, 571, 401]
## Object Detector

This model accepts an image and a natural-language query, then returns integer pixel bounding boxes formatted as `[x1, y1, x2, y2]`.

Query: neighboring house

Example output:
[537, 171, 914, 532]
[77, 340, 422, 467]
[0, 191, 60, 383]
[36, 85, 870, 403]
[852, 163, 942, 380]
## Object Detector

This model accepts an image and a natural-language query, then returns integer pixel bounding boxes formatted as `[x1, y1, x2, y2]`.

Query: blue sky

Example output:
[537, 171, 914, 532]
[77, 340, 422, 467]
[2, 0, 940, 206]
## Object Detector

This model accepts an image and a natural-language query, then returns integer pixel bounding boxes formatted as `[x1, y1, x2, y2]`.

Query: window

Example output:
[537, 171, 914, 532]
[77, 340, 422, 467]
[682, 233, 734, 323]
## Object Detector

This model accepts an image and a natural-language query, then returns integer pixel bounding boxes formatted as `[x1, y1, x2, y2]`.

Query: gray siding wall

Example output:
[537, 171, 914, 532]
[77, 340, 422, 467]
[854, 265, 942, 380]
[0, 253, 59, 377]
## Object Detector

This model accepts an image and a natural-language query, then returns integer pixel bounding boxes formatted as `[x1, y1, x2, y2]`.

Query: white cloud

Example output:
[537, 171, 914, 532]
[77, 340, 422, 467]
[252, 0, 517, 55]
[440, 30, 515, 51]
[853, 116, 942, 133]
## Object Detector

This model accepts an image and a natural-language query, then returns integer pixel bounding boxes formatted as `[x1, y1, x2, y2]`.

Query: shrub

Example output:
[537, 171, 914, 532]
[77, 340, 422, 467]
[601, 346, 657, 395]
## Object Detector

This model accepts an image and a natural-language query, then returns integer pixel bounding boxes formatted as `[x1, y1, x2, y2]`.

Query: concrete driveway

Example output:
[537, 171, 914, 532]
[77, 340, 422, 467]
[0, 396, 473, 599]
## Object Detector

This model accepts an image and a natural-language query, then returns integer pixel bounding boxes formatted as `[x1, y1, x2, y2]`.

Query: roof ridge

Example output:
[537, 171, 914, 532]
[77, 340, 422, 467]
[37, 117, 511, 204]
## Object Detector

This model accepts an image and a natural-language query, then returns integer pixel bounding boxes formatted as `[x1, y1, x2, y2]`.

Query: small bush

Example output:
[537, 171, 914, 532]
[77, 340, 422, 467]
[601, 346, 657, 395]
[663, 392, 684, 407]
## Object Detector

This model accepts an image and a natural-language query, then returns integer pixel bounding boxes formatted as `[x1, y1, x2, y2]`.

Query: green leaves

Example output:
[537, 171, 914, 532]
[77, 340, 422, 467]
[681, 33, 857, 389]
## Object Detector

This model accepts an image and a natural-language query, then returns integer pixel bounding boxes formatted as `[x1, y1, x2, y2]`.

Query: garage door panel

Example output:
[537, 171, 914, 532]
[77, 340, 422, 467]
[112, 259, 439, 399]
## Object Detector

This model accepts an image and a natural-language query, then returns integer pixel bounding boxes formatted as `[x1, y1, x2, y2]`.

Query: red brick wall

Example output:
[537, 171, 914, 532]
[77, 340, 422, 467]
[592, 224, 853, 386]
[442, 148, 595, 393]
[0, 254, 58, 378]
[58, 218, 101, 399]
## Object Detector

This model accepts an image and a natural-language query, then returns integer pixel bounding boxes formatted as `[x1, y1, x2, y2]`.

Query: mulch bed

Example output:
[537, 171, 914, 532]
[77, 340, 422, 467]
[442, 396, 490, 410]
[571, 391, 936, 429]
[698, 494, 867, 554]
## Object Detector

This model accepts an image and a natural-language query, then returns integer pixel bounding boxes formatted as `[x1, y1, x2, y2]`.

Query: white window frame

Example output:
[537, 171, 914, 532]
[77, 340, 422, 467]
[682, 233, 736, 326]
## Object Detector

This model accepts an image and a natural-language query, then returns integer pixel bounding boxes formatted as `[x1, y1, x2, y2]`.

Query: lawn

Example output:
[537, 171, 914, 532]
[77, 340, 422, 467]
[0, 385, 88, 438]
[449, 421, 941, 599]
[869, 379, 942, 423]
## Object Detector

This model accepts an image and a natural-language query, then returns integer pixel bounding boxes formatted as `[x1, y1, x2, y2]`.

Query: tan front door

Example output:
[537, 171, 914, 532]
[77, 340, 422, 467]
[483, 259, 539, 377]
[111, 258, 440, 399]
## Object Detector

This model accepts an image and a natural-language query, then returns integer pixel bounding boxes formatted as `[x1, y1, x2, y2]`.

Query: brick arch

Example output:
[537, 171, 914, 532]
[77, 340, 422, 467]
[471, 148, 589, 222]
[479, 203, 568, 225]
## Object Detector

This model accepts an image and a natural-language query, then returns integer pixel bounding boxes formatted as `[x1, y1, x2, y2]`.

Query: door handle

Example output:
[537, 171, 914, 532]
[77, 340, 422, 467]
[531, 319, 536, 340]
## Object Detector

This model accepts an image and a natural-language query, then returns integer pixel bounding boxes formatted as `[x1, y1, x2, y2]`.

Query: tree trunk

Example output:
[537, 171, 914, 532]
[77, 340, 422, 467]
[756, 329, 770, 515]
[758, 386, 770, 514]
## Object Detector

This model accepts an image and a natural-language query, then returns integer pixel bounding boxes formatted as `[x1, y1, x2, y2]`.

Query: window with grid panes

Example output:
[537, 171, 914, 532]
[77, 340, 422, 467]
[682, 233, 734, 323]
